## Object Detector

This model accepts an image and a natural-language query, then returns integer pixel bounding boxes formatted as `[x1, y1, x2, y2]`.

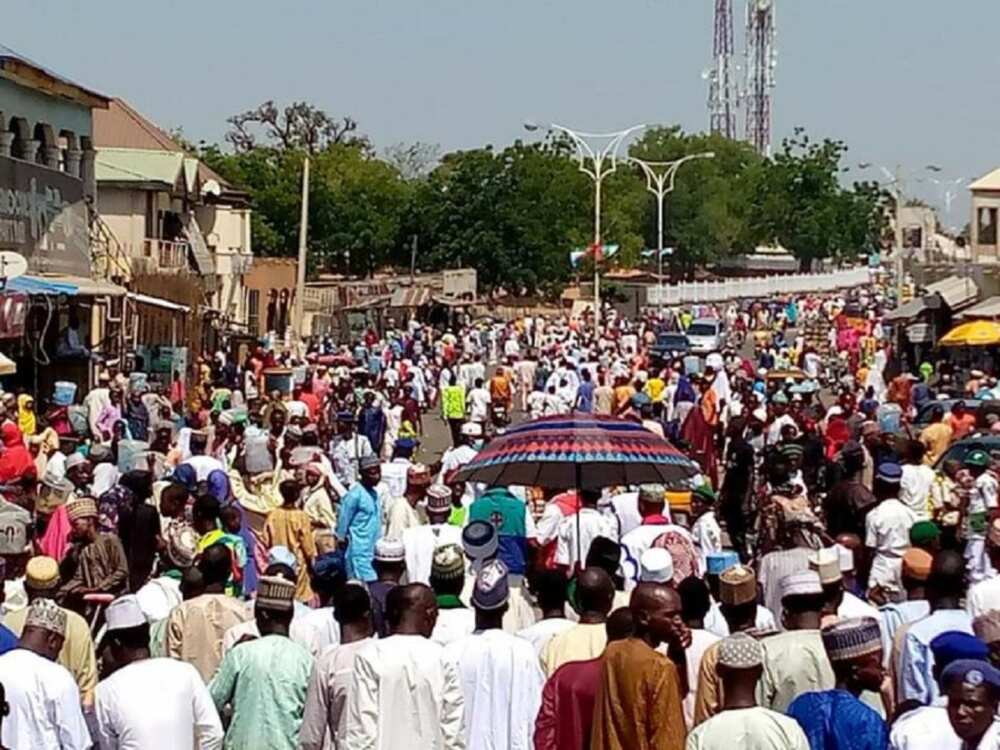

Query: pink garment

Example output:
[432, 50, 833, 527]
[38, 504, 72, 562]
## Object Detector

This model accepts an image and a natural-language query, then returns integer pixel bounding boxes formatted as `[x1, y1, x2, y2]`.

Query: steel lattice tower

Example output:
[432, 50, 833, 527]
[745, 0, 777, 156]
[708, 0, 737, 139]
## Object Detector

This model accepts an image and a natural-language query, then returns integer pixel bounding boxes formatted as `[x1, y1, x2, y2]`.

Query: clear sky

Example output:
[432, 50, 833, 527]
[10, 0, 999, 227]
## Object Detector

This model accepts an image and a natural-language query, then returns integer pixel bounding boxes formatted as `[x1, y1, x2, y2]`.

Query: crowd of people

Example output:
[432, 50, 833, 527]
[1, 288, 1000, 749]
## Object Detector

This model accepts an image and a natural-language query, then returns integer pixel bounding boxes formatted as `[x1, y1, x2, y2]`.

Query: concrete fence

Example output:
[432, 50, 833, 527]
[645, 266, 871, 305]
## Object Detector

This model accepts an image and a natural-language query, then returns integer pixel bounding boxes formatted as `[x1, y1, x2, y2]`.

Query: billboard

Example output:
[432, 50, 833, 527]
[0, 156, 91, 277]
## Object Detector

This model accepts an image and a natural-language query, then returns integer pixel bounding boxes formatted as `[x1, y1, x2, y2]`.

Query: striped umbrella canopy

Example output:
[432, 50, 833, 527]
[453, 413, 699, 491]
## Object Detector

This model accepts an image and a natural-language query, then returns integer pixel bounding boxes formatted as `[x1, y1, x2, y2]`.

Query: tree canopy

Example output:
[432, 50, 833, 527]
[199, 102, 888, 292]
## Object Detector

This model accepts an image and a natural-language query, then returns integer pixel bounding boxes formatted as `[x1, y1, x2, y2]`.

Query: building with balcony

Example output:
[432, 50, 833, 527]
[93, 98, 253, 339]
[0, 44, 132, 391]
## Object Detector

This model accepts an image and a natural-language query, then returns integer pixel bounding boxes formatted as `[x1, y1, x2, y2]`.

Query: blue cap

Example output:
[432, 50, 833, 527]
[941, 659, 1000, 691]
[312, 551, 347, 582]
[931, 631, 988, 672]
[875, 462, 903, 483]
[707, 551, 740, 576]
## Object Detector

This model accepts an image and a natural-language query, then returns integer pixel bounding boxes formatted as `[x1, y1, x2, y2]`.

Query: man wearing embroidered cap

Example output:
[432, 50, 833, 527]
[2, 555, 99, 706]
[209, 576, 313, 750]
[334, 453, 382, 582]
[438, 421, 481, 507]
[620, 484, 687, 586]
[60, 496, 129, 608]
[690, 485, 723, 573]
[864, 461, 917, 598]
[385, 463, 431, 539]
[329, 410, 373, 494]
[369, 538, 406, 638]
[787, 617, 888, 750]
[0, 598, 90, 749]
[94, 594, 223, 750]
[401, 483, 463, 585]
[451, 560, 544, 749]
[704, 552, 777, 638]
[688, 633, 809, 750]
[759, 571, 835, 712]
[429, 543, 475, 646]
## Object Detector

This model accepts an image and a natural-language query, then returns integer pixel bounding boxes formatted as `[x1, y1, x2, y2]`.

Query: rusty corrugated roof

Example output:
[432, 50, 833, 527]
[93, 98, 183, 151]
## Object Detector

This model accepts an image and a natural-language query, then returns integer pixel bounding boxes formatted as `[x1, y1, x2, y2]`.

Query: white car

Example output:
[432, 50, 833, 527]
[685, 318, 725, 354]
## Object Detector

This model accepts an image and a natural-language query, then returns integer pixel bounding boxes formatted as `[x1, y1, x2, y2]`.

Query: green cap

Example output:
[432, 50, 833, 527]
[965, 449, 990, 468]
[693, 484, 718, 504]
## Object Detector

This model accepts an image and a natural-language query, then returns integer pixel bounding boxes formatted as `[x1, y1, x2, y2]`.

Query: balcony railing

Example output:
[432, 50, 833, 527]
[141, 239, 189, 270]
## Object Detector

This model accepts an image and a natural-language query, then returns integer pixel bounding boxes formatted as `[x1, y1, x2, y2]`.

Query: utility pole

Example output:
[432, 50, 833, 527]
[410, 234, 418, 283]
[293, 155, 310, 341]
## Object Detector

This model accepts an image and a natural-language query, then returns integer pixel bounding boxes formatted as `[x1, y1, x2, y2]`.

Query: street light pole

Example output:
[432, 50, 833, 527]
[550, 123, 645, 337]
[631, 152, 716, 317]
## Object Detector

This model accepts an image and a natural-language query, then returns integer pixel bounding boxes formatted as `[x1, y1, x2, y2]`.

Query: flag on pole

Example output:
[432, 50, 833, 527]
[570, 243, 619, 267]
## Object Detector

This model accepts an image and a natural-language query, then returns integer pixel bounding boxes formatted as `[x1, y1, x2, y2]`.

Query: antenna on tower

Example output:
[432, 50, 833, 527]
[707, 0, 737, 140]
[744, 0, 777, 156]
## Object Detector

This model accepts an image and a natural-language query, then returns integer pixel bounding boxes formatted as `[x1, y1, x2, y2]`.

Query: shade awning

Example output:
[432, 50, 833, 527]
[958, 296, 1000, 320]
[390, 286, 433, 308]
[0, 353, 16, 376]
[883, 294, 939, 322]
[924, 275, 979, 311]
[126, 292, 190, 313]
[7, 275, 126, 297]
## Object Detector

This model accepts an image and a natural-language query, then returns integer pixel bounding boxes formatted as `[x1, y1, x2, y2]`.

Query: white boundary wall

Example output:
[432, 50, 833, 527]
[645, 266, 870, 305]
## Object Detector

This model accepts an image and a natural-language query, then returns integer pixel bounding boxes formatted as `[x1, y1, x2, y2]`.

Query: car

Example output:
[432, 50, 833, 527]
[650, 332, 690, 367]
[685, 318, 725, 354]
[935, 434, 1000, 471]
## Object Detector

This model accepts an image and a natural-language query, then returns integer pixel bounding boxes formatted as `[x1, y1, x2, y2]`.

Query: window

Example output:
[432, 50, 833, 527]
[248, 289, 260, 336]
[979, 207, 998, 246]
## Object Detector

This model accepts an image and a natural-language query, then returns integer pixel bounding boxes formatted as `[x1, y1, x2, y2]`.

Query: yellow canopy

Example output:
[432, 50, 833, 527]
[939, 320, 1000, 347]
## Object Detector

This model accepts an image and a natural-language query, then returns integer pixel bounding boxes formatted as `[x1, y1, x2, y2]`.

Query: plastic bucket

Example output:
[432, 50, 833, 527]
[53, 381, 77, 406]
[117, 439, 150, 472]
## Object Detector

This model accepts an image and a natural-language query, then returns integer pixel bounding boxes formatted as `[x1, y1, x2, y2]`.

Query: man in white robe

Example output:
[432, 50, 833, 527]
[0, 599, 91, 750]
[402, 484, 463, 585]
[450, 561, 545, 749]
[346, 583, 464, 749]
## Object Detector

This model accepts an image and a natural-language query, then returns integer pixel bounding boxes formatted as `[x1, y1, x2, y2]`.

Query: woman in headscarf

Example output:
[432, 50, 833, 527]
[0, 422, 34, 483]
[17, 394, 36, 436]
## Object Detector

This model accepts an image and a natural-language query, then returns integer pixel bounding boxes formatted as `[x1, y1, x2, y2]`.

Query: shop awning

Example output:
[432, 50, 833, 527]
[924, 275, 979, 311]
[7, 275, 126, 297]
[390, 286, 433, 308]
[433, 294, 475, 307]
[883, 294, 940, 322]
[958, 296, 1000, 320]
[126, 292, 190, 313]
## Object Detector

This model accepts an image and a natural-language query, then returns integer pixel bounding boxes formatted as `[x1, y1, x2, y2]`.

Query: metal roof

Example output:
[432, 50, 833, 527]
[8, 274, 125, 297]
[0, 43, 109, 108]
[883, 294, 938, 322]
[96, 149, 186, 187]
[958, 296, 1000, 320]
[924, 275, 979, 311]
[390, 286, 433, 308]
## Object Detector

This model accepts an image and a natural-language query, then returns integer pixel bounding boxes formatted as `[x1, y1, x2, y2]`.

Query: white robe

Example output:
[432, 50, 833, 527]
[402, 524, 464, 585]
[450, 629, 545, 750]
[346, 634, 464, 750]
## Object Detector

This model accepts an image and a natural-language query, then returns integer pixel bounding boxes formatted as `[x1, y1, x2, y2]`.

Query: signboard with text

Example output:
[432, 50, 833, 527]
[0, 156, 91, 278]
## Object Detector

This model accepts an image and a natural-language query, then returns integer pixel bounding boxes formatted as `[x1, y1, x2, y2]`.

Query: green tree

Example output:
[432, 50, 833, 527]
[748, 129, 887, 270]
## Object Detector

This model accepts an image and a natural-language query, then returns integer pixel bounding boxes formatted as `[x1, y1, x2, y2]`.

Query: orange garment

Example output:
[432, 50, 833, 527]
[700, 388, 719, 427]
[949, 413, 977, 441]
[489, 372, 513, 408]
[262, 506, 317, 601]
[591, 638, 686, 750]
[613, 385, 636, 413]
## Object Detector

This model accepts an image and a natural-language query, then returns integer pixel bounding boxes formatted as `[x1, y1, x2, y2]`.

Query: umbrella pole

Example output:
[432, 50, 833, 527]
[576, 462, 582, 574]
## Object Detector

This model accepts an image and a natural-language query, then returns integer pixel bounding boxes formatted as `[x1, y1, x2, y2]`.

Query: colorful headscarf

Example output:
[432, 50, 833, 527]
[17, 394, 36, 436]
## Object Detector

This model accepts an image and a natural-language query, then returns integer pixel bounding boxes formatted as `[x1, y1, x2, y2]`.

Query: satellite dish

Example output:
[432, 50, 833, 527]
[0, 252, 28, 281]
